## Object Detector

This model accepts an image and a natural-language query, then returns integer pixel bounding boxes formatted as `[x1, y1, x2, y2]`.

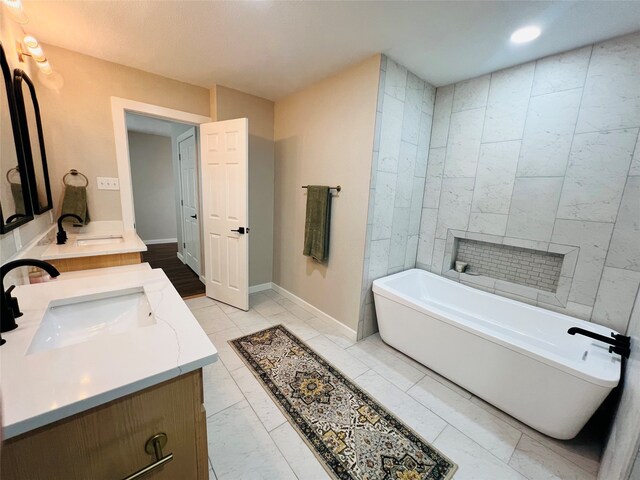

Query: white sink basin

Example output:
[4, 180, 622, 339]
[75, 235, 124, 246]
[27, 287, 156, 355]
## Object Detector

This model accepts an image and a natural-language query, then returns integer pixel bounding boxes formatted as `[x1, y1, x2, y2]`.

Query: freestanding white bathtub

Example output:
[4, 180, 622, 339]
[373, 269, 621, 440]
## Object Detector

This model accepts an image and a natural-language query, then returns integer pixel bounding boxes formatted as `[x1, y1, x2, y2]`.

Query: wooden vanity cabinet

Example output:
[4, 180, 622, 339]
[1, 369, 209, 480]
[46, 252, 142, 273]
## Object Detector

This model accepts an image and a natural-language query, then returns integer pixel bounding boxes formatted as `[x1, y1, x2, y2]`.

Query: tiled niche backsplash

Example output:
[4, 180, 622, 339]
[456, 239, 563, 293]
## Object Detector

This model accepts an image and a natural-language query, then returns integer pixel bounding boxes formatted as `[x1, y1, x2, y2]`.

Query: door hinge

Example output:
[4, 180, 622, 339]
[183, 242, 186, 248]
[179, 153, 182, 161]
[181, 199, 183, 206]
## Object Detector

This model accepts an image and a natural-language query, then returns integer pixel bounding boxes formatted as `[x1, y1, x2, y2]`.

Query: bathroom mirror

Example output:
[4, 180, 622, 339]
[0, 43, 33, 233]
[14, 69, 53, 214]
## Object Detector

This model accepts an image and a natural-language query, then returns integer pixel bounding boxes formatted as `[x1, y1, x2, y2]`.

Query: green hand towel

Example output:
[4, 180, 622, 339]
[61, 185, 90, 224]
[10, 183, 26, 215]
[303, 186, 332, 263]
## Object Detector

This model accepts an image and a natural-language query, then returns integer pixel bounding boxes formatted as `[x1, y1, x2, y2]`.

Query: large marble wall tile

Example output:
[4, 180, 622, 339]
[506, 177, 563, 242]
[630, 133, 640, 176]
[598, 292, 640, 480]
[372, 171, 396, 240]
[531, 46, 592, 96]
[389, 207, 410, 268]
[417, 208, 438, 266]
[557, 129, 637, 222]
[552, 219, 614, 306]
[423, 148, 446, 209]
[576, 32, 640, 133]
[423, 83, 436, 114]
[517, 89, 582, 177]
[592, 267, 640, 332]
[471, 140, 521, 214]
[384, 57, 408, 101]
[607, 176, 640, 271]
[452, 74, 490, 112]
[369, 238, 391, 279]
[482, 62, 535, 143]
[395, 141, 418, 208]
[377, 94, 404, 173]
[468, 212, 508, 236]
[404, 235, 419, 269]
[435, 178, 475, 239]
[443, 107, 485, 177]
[430, 85, 454, 148]
[402, 73, 425, 145]
[409, 176, 426, 236]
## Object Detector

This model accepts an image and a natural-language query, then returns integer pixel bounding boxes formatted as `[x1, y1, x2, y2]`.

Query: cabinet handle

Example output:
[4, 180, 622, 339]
[122, 433, 174, 480]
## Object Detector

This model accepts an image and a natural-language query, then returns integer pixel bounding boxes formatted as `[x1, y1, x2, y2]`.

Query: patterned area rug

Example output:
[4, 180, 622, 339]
[230, 325, 457, 480]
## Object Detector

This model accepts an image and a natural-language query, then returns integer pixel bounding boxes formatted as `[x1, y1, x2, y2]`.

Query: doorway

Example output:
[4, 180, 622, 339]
[125, 112, 204, 297]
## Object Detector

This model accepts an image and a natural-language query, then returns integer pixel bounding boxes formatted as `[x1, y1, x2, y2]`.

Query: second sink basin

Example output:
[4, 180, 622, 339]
[27, 287, 156, 355]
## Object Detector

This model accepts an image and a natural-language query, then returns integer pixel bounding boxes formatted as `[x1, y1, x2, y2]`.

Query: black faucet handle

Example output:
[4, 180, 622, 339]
[5, 284, 15, 295]
[56, 230, 68, 245]
[609, 345, 631, 358]
[4, 285, 22, 318]
[611, 333, 631, 346]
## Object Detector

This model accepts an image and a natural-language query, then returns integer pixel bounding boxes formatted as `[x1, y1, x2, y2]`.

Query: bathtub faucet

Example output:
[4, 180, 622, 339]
[567, 327, 631, 358]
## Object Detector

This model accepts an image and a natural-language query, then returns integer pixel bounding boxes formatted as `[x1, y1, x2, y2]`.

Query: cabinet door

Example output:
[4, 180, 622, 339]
[2, 370, 208, 480]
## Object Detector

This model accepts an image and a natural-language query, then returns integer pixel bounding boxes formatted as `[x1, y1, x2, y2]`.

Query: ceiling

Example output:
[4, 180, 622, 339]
[20, 1, 640, 100]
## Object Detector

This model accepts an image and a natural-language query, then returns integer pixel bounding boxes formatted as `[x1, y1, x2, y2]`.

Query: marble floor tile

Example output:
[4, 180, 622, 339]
[354, 370, 447, 442]
[217, 302, 242, 315]
[253, 298, 287, 317]
[249, 292, 271, 307]
[469, 395, 601, 475]
[433, 426, 527, 480]
[261, 289, 284, 301]
[230, 366, 286, 432]
[509, 435, 596, 480]
[305, 335, 369, 379]
[202, 361, 244, 417]
[347, 338, 425, 391]
[303, 315, 356, 348]
[408, 375, 522, 462]
[207, 400, 297, 480]
[185, 295, 217, 310]
[269, 312, 321, 340]
[208, 327, 246, 372]
[227, 309, 273, 334]
[193, 305, 235, 334]
[270, 423, 332, 480]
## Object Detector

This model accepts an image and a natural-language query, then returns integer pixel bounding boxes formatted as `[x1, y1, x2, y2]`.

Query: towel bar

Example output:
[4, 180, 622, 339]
[301, 185, 341, 192]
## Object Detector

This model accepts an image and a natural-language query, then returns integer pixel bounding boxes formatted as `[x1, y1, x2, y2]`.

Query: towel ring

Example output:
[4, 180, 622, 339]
[5, 166, 20, 185]
[63, 169, 89, 187]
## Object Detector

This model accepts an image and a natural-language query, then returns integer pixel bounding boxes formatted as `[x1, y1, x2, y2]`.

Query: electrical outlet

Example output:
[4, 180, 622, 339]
[97, 177, 120, 190]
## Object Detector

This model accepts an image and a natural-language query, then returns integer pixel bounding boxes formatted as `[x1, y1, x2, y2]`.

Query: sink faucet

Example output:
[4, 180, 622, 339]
[568, 327, 631, 358]
[0, 259, 60, 336]
[56, 213, 83, 245]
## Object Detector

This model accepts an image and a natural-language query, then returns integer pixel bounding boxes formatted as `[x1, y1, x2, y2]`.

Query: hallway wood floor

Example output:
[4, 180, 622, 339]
[142, 242, 205, 298]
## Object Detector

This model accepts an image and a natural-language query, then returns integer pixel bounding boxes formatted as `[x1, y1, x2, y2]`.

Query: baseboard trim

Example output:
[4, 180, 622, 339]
[270, 283, 357, 342]
[144, 238, 178, 245]
[176, 252, 184, 262]
[249, 283, 273, 294]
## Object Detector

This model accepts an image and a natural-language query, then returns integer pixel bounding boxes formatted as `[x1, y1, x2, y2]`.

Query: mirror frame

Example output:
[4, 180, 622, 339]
[0, 43, 34, 234]
[13, 68, 53, 215]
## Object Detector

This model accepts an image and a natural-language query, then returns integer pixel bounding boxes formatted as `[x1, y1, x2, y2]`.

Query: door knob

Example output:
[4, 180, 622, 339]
[190, 214, 197, 219]
[230, 227, 249, 234]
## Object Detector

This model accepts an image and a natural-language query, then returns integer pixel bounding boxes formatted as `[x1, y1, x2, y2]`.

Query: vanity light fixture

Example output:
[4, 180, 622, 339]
[17, 35, 54, 75]
[510, 25, 541, 44]
[1, 0, 28, 24]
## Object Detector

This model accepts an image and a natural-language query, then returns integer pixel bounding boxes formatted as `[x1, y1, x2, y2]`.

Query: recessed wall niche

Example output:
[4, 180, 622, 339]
[441, 230, 579, 309]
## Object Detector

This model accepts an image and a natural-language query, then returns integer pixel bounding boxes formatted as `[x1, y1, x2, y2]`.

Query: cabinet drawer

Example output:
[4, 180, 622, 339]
[2, 370, 208, 480]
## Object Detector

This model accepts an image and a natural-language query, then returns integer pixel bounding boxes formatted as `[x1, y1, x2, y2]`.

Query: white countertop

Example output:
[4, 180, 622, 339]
[40, 226, 147, 261]
[0, 264, 217, 439]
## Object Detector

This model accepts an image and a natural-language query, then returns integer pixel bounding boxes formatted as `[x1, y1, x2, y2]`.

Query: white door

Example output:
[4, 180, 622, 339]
[200, 118, 249, 311]
[178, 128, 201, 275]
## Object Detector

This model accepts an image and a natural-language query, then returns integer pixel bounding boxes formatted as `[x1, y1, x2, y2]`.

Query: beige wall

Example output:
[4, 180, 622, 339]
[128, 131, 177, 242]
[35, 44, 210, 222]
[273, 55, 380, 332]
[214, 85, 275, 287]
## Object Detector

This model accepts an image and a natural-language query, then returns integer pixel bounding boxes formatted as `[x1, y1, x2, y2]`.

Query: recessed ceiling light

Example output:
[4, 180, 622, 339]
[510, 26, 541, 44]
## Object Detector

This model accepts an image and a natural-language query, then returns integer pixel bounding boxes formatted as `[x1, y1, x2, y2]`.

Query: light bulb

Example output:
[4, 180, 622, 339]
[23, 35, 39, 48]
[2, 0, 28, 23]
[510, 26, 541, 44]
[35, 59, 52, 75]
[27, 44, 45, 62]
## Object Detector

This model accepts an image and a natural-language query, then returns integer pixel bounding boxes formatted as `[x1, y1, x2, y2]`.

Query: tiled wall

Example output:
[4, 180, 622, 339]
[357, 56, 436, 339]
[417, 32, 640, 334]
[456, 239, 563, 293]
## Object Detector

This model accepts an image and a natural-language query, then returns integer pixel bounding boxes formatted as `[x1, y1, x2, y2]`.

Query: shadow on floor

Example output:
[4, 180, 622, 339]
[142, 242, 205, 298]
